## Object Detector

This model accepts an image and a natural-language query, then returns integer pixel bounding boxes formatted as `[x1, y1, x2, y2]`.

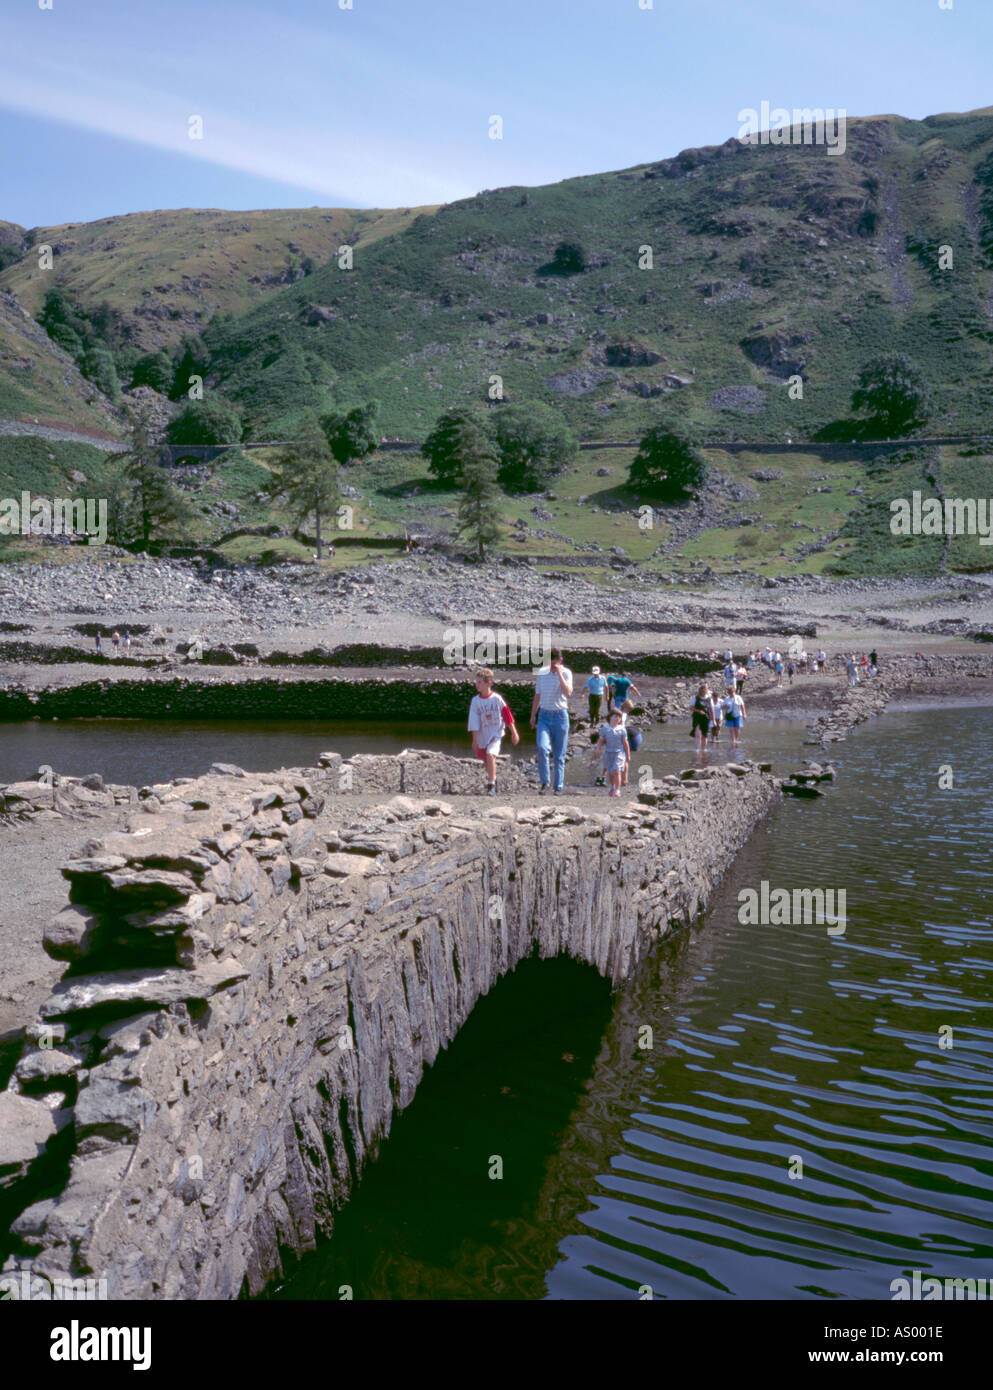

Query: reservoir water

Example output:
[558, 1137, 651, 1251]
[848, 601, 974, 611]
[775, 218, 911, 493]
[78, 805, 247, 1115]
[262, 704, 993, 1300]
[0, 711, 810, 788]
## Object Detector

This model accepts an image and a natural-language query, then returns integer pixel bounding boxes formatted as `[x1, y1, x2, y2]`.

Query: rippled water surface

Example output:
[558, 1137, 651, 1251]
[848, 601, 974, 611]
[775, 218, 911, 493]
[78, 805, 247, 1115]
[273, 705, 993, 1300]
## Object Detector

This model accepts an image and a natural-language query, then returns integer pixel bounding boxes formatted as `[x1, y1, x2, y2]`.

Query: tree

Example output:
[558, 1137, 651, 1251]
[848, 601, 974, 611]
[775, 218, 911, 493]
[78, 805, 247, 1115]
[131, 352, 174, 393]
[455, 426, 502, 561]
[551, 240, 587, 275]
[80, 347, 120, 402]
[852, 356, 931, 436]
[270, 409, 339, 558]
[166, 397, 243, 447]
[47, 322, 83, 357]
[118, 407, 195, 547]
[320, 401, 379, 466]
[492, 402, 576, 493]
[422, 407, 486, 485]
[41, 287, 87, 342]
[628, 427, 707, 499]
[169, 335, 210, 400]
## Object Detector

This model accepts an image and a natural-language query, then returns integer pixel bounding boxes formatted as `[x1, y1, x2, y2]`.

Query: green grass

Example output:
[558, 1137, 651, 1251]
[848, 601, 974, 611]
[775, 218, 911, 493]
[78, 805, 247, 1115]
[0, 436, 120, 498]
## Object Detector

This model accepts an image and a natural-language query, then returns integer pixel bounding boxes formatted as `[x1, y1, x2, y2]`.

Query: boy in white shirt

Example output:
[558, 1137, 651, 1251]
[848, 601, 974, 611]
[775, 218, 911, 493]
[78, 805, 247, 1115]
[468, 669, 519, 795]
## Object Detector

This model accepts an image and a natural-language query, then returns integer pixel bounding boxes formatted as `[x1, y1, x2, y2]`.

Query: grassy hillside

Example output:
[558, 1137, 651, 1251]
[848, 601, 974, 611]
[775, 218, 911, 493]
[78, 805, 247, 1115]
[0, 206, 437, 354]
[1, 107, 992, 581]
[0, 290, 121, 433]
[203, 109, 993, 440]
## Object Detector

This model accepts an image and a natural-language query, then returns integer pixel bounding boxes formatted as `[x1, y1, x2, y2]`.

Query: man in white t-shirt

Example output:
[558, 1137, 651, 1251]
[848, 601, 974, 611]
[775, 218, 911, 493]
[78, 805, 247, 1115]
[529, 648, 573, 794]
[468, 669, 519, 795]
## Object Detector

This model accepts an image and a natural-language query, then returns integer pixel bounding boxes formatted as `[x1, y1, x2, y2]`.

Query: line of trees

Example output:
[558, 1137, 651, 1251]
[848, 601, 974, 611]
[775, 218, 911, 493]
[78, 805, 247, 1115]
[420, 402, 577, 561]
[97, 350, 935, 559]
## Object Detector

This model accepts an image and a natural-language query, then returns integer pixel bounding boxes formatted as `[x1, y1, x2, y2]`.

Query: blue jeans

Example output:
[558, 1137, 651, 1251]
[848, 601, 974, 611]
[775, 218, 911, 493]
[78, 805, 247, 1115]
[536, 709, 569, 790]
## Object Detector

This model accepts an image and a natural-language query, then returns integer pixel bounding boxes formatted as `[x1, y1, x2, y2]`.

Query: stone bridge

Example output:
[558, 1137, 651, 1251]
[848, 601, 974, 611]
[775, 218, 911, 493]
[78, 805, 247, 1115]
[0, 750, 780, 1300]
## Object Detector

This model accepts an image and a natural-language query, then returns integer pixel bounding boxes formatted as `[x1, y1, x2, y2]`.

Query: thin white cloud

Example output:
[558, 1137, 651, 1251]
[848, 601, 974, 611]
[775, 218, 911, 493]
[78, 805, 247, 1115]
[0, 69, 471, 207]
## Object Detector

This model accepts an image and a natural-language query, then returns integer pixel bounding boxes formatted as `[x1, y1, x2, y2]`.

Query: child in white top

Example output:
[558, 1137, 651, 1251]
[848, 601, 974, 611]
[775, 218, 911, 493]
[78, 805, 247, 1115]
[468, 669, 519, 794]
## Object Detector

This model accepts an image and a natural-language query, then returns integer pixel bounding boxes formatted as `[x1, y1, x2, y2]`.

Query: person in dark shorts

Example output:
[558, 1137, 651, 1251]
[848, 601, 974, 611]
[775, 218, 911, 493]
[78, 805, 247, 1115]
[691, 683, 712, 753]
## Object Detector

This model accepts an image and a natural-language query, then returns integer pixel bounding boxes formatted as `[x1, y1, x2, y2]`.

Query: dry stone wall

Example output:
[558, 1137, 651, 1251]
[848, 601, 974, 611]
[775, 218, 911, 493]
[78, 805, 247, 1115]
[1, 752, 780, 1300]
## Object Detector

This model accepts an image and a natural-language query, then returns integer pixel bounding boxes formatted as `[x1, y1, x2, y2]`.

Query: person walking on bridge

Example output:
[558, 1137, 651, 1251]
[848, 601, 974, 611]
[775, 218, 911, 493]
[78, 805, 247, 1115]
[531, 648, 573, 795]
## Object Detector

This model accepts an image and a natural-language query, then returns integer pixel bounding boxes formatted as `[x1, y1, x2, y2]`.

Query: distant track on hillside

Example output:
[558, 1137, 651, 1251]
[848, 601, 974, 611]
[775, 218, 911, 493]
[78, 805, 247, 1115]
[375, 434, 993, 454]
[5, 417, 990, 464]
[0, 419, 126, 450]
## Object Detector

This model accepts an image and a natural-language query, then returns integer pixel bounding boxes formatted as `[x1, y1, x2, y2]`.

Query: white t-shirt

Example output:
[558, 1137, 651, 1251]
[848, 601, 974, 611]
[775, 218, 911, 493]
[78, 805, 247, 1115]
[468, 693, 506, 747]
[534, 666, 572, 712]
[723, 694, 744, 718]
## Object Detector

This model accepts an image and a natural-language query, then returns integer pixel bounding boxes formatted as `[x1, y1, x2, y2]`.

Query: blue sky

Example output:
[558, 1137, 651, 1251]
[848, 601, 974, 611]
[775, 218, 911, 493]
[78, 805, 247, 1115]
[2, 0, 991, 227]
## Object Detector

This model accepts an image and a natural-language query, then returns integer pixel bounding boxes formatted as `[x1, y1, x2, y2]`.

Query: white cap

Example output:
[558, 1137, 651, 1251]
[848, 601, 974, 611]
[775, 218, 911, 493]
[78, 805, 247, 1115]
[592, 665, 600, 674]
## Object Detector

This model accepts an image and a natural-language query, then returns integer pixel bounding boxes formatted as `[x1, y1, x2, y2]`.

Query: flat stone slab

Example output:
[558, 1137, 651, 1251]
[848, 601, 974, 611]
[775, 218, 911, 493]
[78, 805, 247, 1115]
[60, 856, 129, 876]
[323, 853, 386, 878]
[103, 869, 199, 898]
[16, 1049, 82, 1083]
[40, 959, 250, 1017]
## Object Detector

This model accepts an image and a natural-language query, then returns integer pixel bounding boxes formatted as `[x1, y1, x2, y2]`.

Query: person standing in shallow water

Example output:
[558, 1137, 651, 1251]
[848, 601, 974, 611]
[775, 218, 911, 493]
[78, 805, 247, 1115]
[691, 683, 712, 754]
[723, 687, 747, 748]
[530, 647, 573, 795]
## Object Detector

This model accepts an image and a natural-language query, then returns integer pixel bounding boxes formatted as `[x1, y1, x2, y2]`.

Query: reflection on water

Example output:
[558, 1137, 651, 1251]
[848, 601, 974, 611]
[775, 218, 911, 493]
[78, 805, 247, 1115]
[0, 712, 809, 788]
[0, 719, 470, 787]
[269, 958, 614, 1302]
[272, 706, 993, 1300]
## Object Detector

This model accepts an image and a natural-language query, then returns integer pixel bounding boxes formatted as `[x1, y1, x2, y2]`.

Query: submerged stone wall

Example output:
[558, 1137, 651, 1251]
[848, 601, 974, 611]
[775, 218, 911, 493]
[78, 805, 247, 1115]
[0, 753, 780, 1300]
